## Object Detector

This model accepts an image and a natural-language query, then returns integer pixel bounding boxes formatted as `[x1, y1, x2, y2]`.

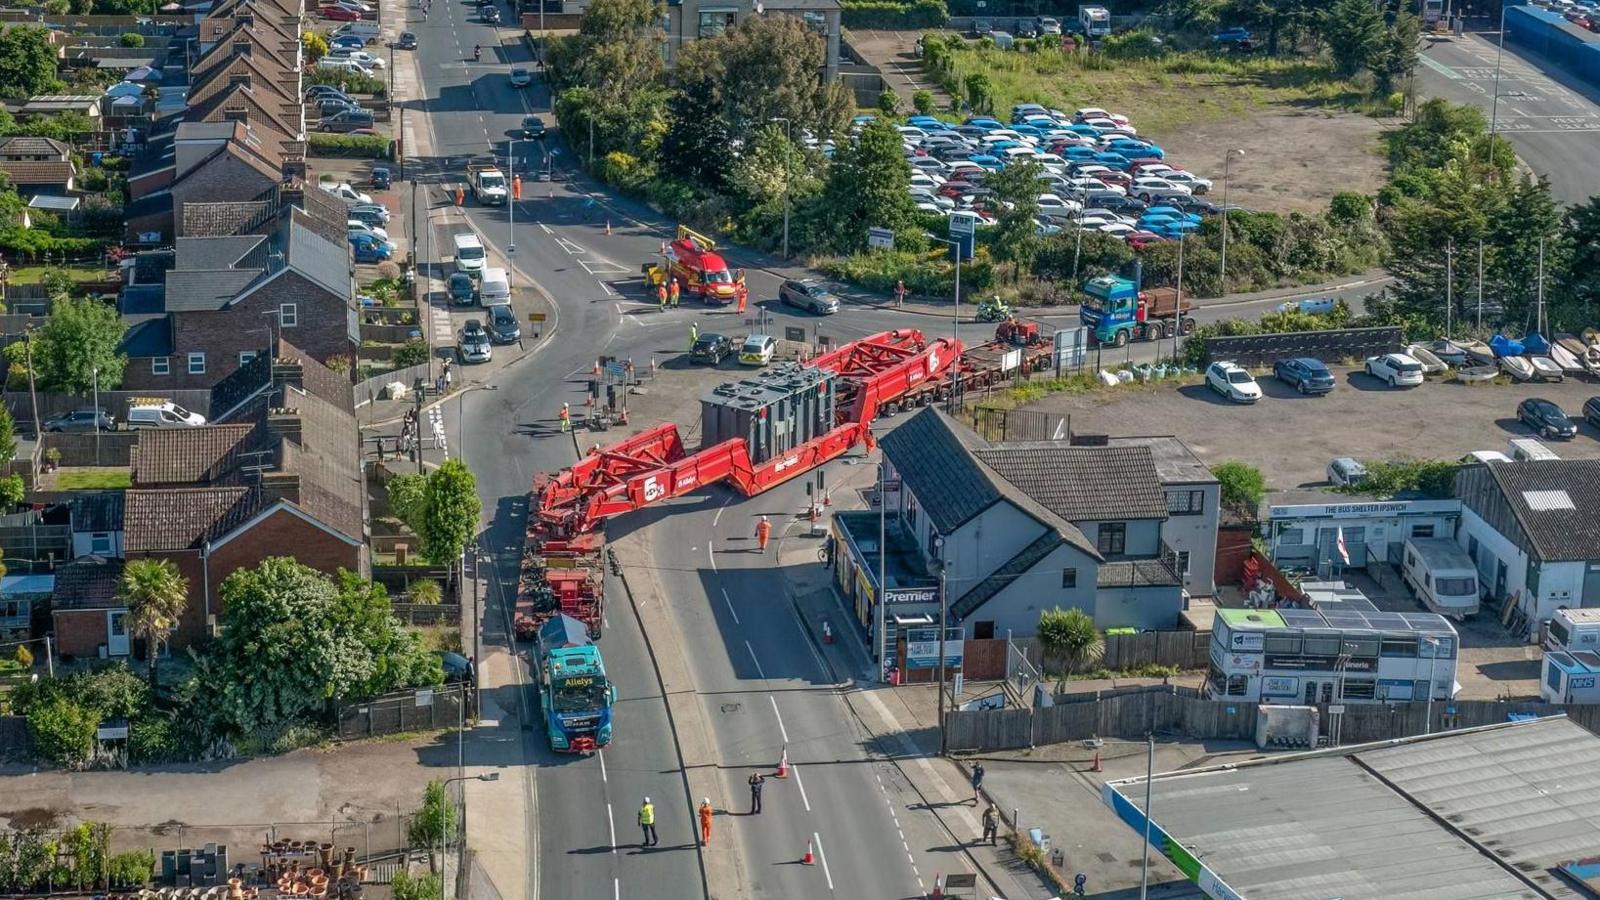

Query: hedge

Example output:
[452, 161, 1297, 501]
[308, 132, 394, 160]
[0, 228, 107, 263]
[840, 0, 948, 28]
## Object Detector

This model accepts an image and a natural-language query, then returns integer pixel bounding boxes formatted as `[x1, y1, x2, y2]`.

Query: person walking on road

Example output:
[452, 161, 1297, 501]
[735, 279, 748, 314]
[698, 798, 714, 845]
[748, 771, 765, 814]
[981, 804, 999, 845]
[895, 279, 906, 308]
[755, 515, 772, 552]
[558, 402, 570, 433]
[656, 281, 668, 310]
[668, 279, 681, 307]
[638, 797, 657, 847]
[971, 763, 985, 804]
[689, 321, 699, 352]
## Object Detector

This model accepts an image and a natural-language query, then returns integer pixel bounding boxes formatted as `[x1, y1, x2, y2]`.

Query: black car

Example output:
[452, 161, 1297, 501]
[370, 166, 392, 189]
[486, 303, 521, 343]
[44, 407, 113, 432]
[1172, 195, 1222, 215]
[1273, 357, 1336, 395]
[316, 97, 361, 118]
[396, 31, 417, 49]
[1518, 397, 1577, 439]
[447, 272, 476, 305]
[779, 279, 839, 314]
[519, 115, 546, 139]
[1099, 194, 1148, 214]
[1585, 396, 1600, 429]
[690, 333, 734, 365]
[478, 2, 500, 22]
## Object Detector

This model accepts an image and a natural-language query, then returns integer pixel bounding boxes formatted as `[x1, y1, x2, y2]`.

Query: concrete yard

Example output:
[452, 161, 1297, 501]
[1022, 366, 1600, 491]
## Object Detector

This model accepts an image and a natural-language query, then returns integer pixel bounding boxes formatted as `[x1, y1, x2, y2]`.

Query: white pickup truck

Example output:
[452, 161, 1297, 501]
[468, 163, 507, 205]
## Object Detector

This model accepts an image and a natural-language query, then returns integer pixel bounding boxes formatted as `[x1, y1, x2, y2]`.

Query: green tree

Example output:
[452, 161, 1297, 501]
[1212, 460, 1266, 511]
[420, 459, 481, 565]
[0, 27, 63, 100]
[1321, 0, 1385, 77]
[876, 89, 901, 116]
[28, 695, 99, 767]
[1559, 196, 1600, 325]
[34, 296, 127, 394]
[386, 473, 427, 532]
[119, 32, 146, 48]
[1486, 174, 1568, 331]
[815, 118, 916, 253]
[983, 158, 1045, 267]
[1375, 9, 1421, 97]
[553, 0, 663, 104]
[672, 13, 850, 142]
[301, 31, 329, 62]
[963, 72, 993, 115]
[912, 89, 935, 116]
[330, 571, 442, 699]
[117, 559, 189, 686]
[0, 401, 15, 467]
[212, 558, 346, 734]
[407, 780, 459, 871]
[1037, 607, 1102, 677]
[658, 78, 733, 192]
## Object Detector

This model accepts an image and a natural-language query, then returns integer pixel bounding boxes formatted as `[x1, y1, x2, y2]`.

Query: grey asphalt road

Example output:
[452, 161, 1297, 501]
[1417, 30, 1600, 205]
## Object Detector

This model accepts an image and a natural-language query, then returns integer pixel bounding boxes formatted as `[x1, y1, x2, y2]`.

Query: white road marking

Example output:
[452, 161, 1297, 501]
[812, 831, 834, 890]
[708, 543, 717, 572]
[745, 640, 767, 680]
[721, 588, 741, 625]
[598, 748, 608, 782]
[794, 764, 812, 812]
[597, 278, 618, 297]
[539, 222, 552, 234]
[613, 879, 619, 900]
[606, 803, 617, 853]
[768, 695, 789, 743]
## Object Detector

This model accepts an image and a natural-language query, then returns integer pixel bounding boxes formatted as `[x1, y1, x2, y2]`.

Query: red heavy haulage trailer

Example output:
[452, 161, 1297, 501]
[523, 323, 1057, 564]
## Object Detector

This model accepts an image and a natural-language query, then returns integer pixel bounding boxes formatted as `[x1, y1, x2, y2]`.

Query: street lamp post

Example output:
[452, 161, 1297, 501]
[438, 773, 499, 900]
[1423, 636, 1440, 734]
[772, 117, 792, 259]
[507, 139, 529, 253]
[1219, 148, 1244, 294]
[1489, 5, 1509, 141]
[876, 435, 888, 681]
[934, 535, 949, 754]
[91, 366, 100, 467]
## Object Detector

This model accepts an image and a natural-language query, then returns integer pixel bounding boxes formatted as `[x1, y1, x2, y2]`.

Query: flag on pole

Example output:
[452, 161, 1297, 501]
[1335, 526, 1350, 565]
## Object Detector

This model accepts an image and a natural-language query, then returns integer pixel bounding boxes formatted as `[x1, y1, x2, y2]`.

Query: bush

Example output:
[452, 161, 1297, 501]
[839, 0, 947, 29]
[119, 32, 144, 47]
[1336, 458, 1459, 498]
[1038, 607, 1102, 675]
[29, 696, 99, 768]
[0, 227, 105, 263]
[394, 339, 429, 368]
[818, 248, 994, 299]
[307, 132, 393, 160]
[408, 579, 443, 605]
[1213, 461, 1266, 509]
[107, 851, 155, 889]
[305, 68, 384, 95]
[15, 644, 32, 667]
[128, 716, 176, 763]
[912, 89, 935, 116]
[876, 89, 901, 116]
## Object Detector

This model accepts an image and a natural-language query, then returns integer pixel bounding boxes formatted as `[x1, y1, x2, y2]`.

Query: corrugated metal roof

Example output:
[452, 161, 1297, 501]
[1486, 460, 1600, 561]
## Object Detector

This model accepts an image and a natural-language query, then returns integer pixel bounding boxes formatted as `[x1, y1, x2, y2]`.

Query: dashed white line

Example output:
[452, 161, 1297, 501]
[721, 588, 741, 625]
[539, 222, 552, 234]
[597, 278, 617, 297]
[745, 640, 767, 680]
[793, 763, 812, 812]
[598, 749, 608, 782]
[812, 831, 835, 891]
[613, 879, 619, 900]
[606, 803, 617, 853]
[768, 695, 789, 743]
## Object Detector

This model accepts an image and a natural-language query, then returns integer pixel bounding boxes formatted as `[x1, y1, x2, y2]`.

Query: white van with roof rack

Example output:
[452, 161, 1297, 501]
[127, 398, 206, 428]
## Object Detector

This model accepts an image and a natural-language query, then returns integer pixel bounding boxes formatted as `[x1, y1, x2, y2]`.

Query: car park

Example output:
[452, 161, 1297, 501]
[44, 407, 113, 432]
[1132, 177, 1192, 203]
[458, 321, 492, 363]
[1159, 170, 1212, 193]
[690, 333, 735, 365]
[1123, 230, 1163, 249]
[1274, 357, 1336, 394]
[486, 304, 521, 343]
[1518, 397, 1578, 439]
[1326, 456, 1367, 487]
[509, 68, 532, 88]
[1364, 353, 1425, 387]
[320, 182, 373, 207]
[1206, 361, 1262, 403]
[739, 334, 777, 366]
[779, 279, 840, 315]
[447, 272, 477, 305]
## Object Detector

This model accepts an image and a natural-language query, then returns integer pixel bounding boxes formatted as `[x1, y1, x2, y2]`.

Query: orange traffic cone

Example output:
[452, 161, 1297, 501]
[801, 840, 814, 866]
[776, 747, 789, 779]
[1091, 750, 1102, 773]
[930, 873, 943, 899]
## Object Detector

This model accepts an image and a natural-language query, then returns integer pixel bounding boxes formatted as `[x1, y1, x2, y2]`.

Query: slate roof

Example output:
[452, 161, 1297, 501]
[879, 407, 1002, 534]
[1480, 459, 1600, 562]
[975, 443, 1168, 523]
[1098, 558, 1182, 588]
[181, 200, 271, 237]
[123, 486, 260, 551]
[118, 317, 173, 357]
[163, 268, 260, 311]
[52, 555, 126, 611]
[176, 234, 268, 270]
[0, 160, 74, 185]
[132, 422, 259, 485]
[69, 492, 125, 534]
[283, 214, 351, 297]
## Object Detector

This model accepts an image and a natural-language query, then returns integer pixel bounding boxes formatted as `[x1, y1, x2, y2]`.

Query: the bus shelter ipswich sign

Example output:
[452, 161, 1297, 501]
[868, 226, 895, 250]
[1053, 326, 1088, 369]
[905, 626, 964, 669]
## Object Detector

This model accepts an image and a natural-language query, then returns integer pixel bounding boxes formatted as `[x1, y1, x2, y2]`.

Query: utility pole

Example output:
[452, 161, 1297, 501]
[1445, 241, 1454, 338]
[1476, 239, 1484, 330]
[1171, 233, 1185, 364]
[935, 551, 949, 755]
[772, 117, 792, 259]
[1219, 149, 1243, 294]
[876, 441, 888, 681]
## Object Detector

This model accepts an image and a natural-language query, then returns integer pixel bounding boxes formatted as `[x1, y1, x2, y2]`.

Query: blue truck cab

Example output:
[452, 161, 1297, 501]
[537, 614, 617, 753]
[1079, 274, 1194, 347]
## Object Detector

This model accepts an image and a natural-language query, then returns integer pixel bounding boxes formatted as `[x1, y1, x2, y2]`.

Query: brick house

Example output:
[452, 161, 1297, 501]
[120, 346, 366, 649]
[119, 207, 357, 391]
[124, 120, 289, 245]
[51, 555, 130, 660]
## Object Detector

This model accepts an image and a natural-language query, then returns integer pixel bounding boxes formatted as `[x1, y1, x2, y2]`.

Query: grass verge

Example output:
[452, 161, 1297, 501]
[7, 265, 109, 285]
[54, 468, 133, 490]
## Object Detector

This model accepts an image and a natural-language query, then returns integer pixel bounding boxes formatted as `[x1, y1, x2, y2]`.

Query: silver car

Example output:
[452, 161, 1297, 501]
[779, 279, 839, 314]
[458, 320, 492, 363]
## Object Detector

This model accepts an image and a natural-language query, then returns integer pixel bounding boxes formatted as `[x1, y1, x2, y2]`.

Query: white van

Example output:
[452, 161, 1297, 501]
[1548, 607, 1600, 651]
[1401, 538, 1480, 618]
[479, 266, 510, 305]
[333, 21, 382, 42]
[1507, 437, 1561, 461]
[316, 57, 372, 76]
[453, 232, 486, 277]
[127, 399, 207, 429]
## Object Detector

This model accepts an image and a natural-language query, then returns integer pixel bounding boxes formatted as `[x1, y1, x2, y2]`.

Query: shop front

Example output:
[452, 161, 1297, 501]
[831, 510, 939, 679]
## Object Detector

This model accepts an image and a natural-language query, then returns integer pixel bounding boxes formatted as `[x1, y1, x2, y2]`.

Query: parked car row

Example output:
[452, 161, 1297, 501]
[44, 401, 207, 432]
[1208, 353, 1427, 403]
[1533, 0, 1600, 31]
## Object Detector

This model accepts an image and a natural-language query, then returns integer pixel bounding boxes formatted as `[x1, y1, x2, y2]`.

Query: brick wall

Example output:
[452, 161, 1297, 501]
[135, 505, 363, 650]
[132, 272, 355, 392]
[54, 608, 112, 658]
[171, 153, 277, 236]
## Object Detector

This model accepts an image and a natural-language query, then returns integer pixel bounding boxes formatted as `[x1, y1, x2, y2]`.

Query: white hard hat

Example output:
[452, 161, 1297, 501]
[703, 797, 710, 805]
[643, 796, 650, 803]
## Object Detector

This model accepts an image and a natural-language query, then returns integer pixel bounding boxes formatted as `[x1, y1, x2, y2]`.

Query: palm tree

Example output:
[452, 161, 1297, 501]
[117, 559, 189, 686]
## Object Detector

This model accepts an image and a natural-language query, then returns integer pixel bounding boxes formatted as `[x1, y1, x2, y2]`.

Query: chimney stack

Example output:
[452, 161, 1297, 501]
[266, 406, 301, 441]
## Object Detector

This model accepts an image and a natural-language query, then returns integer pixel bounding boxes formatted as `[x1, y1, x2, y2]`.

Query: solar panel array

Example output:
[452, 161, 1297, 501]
[1276, 606, 1456, 635]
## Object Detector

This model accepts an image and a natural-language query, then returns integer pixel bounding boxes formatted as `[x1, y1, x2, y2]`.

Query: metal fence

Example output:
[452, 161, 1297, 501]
[391, 603, 462, 626]
[943, 684, 1600, 752]
[969, 407, 1069, 442]
[336, 684, 473, 741]
[1202, 326, 1403, 367]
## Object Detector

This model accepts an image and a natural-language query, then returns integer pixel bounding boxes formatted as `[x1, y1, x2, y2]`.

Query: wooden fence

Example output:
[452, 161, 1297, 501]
[42, 431, 136, 467]
[353, 362, 431, 409]
[335, 683, 473, 740]
[1100, 630, 1210, 670]
[943, 684, 1600, 752]
[390, 603, 461, 626]
[5, 389, 212, 427]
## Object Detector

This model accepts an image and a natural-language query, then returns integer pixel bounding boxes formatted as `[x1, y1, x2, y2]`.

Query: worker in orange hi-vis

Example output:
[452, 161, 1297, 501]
[558, 403, 570, 433]
[655, 281, 668, 310]
[735, 280, 748, 314]
[454, 185, 465, 206]
[755, 515, 772, 552]
[698, 799, 714, 845]
[668, 279, 681, 307]
[512, 175, 522, 201]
